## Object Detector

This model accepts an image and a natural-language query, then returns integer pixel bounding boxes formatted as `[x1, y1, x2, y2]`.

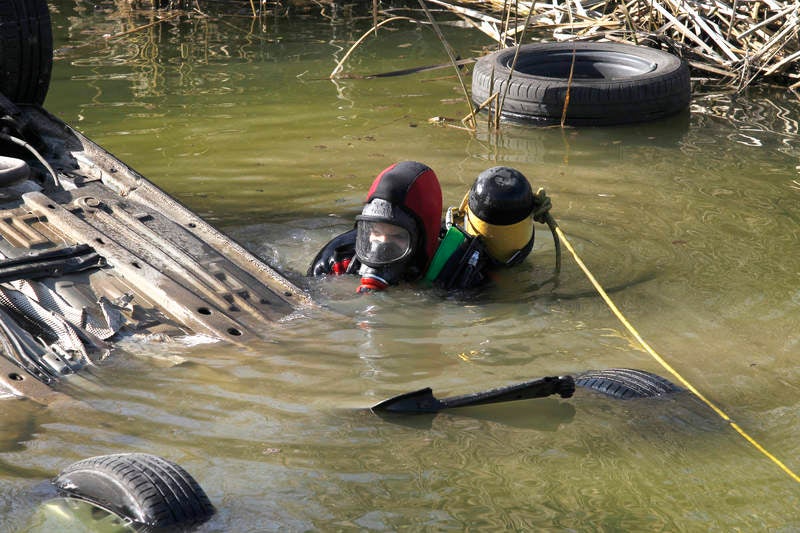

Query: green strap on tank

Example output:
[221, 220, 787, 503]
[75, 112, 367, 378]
[423, 226, 466, 283]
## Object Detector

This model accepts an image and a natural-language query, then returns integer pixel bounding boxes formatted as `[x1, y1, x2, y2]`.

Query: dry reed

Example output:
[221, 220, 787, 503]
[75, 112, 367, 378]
[438, 0, 800, 90]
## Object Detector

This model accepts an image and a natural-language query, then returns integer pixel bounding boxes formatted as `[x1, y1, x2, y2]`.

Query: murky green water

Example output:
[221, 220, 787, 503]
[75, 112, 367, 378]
[3, 1, 800, 531]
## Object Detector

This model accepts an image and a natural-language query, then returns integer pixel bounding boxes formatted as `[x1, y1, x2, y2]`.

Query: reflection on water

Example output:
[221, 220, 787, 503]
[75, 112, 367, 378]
[693, 88, 800, 155]
[4, 1, 800, 531]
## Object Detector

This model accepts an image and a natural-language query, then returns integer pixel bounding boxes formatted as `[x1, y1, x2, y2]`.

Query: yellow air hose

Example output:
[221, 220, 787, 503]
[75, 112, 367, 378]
[555, 224, 800, 484]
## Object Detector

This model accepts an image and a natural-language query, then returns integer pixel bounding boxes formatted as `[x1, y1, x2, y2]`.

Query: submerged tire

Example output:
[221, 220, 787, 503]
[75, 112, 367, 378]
[53, 453, 215, 530]
[471, 42, 690, 126]
[575, 368, 681, 399]
[0, 0, 53, 105]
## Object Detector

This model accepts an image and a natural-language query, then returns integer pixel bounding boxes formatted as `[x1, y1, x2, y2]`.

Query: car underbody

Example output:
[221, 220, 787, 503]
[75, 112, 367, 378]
[0, 96, 312, 402]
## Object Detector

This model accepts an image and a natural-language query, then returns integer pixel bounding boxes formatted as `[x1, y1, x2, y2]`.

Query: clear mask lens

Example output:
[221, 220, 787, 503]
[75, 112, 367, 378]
[355, 221, 412, 265]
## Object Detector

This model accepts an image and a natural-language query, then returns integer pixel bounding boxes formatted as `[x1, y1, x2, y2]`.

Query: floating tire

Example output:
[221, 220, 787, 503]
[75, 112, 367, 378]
[0, 0, 53, 105]
[575, 368, 682, 399]
[53, 453, 215, 530]
[471, 42, 691, 126]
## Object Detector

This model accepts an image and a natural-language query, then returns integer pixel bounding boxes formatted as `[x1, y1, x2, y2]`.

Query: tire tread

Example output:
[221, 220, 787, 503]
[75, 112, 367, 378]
[54, 453, 215, 529]
[0, 0, 52, 105]
[575, 368, 681, 399]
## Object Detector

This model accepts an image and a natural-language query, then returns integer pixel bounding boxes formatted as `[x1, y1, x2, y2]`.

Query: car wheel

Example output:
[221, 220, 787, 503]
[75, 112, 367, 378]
[53, 453, 215, 530]
[575, 368, 682, 399]
[0, 0, 53, 105]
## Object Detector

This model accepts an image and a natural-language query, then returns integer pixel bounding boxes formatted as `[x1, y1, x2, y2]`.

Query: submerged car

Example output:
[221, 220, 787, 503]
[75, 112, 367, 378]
[0, 0, 311, 402]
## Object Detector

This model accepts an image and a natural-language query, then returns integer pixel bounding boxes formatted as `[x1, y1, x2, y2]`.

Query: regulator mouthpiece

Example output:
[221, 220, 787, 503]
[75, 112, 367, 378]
[357, 266, 390, 293]
[357, 275, 389, 293]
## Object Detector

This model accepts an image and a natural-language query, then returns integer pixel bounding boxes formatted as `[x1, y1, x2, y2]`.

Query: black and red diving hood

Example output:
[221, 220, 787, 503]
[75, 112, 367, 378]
[359, 161, 442, 281]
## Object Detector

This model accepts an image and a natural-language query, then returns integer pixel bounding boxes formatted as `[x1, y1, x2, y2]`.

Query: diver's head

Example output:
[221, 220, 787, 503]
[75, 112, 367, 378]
[463, 166, 535, 266]
[355, 199, 417, 290]
[355, 161, 442, 291]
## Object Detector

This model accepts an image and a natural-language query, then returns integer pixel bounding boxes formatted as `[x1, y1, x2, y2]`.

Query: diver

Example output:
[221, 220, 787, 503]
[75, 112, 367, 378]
[308, 162, 559, 292]
[308, 160, 443, 293]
